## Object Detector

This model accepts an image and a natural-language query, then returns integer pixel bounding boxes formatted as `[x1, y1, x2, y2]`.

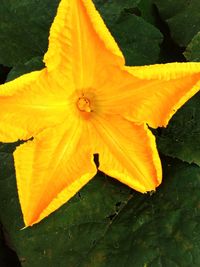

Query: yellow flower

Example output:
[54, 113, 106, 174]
[1, 0, 200, 227]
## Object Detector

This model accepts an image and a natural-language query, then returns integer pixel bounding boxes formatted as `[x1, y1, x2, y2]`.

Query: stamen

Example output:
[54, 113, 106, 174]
[77, 96, 91, 112]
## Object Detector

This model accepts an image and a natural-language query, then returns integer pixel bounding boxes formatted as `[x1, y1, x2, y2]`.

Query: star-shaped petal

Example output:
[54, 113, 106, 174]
[1, 0, 200, 226]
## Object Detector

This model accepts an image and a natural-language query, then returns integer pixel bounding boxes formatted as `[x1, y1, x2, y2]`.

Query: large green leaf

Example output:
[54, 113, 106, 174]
[156, 92, 200, 166]
[1, 143, 200, 267]
[0, 0, 60, 66]
[94, 0, 163, 66]
[154, 0, 200, 47]
[110, 12, 163, 65]
[137, 0, 157, 25]
[0, 228, 21, 267]
[184, 32, 200, 62]
[0, 145, 21, 267]
[93, 0, 141, 25]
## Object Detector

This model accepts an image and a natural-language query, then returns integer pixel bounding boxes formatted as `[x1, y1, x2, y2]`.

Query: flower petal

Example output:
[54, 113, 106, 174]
[126, 62, 200, 80]
[96, 62, 200, 128]
[44, 0, 124, 88]
[14, 120, 97, 226]
[0, 69, 69, 142]
[92, 114, 162, 193]
[124, 62, 200, 128]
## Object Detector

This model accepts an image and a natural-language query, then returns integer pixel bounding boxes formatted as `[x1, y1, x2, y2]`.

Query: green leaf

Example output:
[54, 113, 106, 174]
[0, 229, 8, 267]
[1, 141, 200, 267]
[0, 0, 60, 66]
[156, 93, 200, 166]
[137, 0, 157, 25]
[154, 0, 200, 47]
[7, 57, 44, 82]
[110, 12, 163, 65]
[0, 140, 20, 267]
[153, 1, 189, 20]
[184, 32, 200, 62]
[81, 158, 200, 267]
[0, 221, 21, 267]
[94, 1, 163, 66]
[93, 0, 141, 25]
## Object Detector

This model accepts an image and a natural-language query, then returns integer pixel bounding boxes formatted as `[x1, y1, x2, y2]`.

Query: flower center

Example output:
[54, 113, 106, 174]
[77, 96, 91, 112]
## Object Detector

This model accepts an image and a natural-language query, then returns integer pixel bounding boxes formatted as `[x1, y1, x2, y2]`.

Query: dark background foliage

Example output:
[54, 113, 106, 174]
[0, 0, 200, 266]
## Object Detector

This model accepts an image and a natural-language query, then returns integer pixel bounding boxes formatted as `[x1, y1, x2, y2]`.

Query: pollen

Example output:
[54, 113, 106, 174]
[77, 96, 91, 112]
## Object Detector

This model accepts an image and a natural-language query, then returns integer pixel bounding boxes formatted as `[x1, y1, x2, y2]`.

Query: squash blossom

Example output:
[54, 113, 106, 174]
[1, 0, 200, 227]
